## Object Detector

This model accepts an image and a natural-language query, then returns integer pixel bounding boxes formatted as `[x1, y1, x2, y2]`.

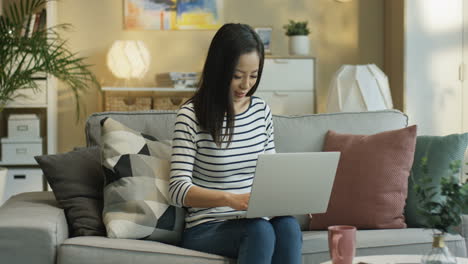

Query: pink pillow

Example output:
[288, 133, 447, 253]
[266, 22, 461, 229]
[309, 125, 417, 230]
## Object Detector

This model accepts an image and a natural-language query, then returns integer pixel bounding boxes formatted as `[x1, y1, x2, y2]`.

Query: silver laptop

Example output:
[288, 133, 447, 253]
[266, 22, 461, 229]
[242, 151, 340, 218]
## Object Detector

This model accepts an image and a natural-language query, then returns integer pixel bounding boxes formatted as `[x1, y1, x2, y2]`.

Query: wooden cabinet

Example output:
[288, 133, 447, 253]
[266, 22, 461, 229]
[256, 57, 316, 115]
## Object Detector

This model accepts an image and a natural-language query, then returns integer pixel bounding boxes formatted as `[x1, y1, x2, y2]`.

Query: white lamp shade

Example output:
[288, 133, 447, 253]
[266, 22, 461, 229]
[107, 40, 151, 79]
[327, 64, 393, 112]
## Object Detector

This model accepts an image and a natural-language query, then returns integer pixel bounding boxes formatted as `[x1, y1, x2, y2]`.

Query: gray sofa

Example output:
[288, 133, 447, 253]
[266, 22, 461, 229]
[0, 109, 467, 264]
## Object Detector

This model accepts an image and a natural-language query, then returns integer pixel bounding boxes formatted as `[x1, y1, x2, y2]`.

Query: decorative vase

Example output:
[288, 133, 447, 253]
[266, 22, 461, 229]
[288, 35, 309, 55]
[421, 233, 457, 264]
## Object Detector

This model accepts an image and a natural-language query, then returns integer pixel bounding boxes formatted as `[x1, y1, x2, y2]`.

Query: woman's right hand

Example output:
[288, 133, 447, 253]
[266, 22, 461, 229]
[226, 193, 250, 211]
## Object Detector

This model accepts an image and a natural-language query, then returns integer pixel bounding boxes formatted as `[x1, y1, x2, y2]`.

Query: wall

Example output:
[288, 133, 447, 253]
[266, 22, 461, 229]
[49, 0, 384, 152]
[384, 0, 404, 112]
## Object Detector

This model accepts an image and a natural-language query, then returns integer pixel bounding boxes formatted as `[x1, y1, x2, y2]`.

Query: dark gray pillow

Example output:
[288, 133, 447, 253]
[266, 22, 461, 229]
[35, 146, 106, 237]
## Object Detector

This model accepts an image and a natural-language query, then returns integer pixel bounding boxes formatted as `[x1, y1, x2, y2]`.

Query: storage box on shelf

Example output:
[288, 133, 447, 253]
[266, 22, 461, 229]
[153, 96, 191, 110]
[101, 87, 195, 111]
[105, 95, 153, 112]
[7, 114, 40, 139]
[1, 138, 43, 164]
[1, 168, 43, 203]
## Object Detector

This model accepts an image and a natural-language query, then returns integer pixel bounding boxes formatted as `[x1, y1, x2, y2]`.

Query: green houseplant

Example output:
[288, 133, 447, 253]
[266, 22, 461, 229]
[283, 20, 310, 36]
[0, 0, 99, 116]
[283, 20, 310, 56]
[413, 158, 468, 264]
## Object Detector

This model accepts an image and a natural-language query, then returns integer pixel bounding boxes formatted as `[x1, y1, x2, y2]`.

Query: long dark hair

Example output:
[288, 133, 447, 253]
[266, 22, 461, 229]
[191, 23, 265, 147]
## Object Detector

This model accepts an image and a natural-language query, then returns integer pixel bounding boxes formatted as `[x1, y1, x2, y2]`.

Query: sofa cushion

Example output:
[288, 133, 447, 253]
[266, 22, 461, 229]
[58, 236, 232, 264]
[35, 147, 106, 237]
[310, 125, 417, 230]
[405, 133, 468, 228]
[101, 117, 185, 245]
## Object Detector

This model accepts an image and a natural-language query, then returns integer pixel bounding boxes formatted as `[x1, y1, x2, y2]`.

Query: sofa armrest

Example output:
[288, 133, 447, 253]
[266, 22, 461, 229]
[461, 214, 468, 253]
[0, 192, 69, 264]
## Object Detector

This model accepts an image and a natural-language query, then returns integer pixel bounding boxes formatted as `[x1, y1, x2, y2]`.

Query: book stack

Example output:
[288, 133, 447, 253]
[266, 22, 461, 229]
[20, 8, 47, 38]
[169, 72, 200, 89]
[155, 72, 200, 89]
[155, 73, 174, 87]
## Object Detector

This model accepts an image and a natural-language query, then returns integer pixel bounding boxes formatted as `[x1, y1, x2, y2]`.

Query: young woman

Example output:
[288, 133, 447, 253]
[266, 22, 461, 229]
[169, 23, 302, 264]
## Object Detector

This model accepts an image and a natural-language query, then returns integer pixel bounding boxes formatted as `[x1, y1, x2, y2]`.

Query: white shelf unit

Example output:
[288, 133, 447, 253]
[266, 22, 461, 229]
[0, 1, 57, 205]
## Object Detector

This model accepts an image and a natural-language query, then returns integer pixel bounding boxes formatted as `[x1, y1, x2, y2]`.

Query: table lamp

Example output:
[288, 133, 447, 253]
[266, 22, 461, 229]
[327, 64, 393, 112]
[106, 40, 151, 86]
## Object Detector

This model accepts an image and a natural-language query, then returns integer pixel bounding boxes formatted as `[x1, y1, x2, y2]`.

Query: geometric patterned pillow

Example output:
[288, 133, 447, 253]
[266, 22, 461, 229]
[100, 117, 185, 245]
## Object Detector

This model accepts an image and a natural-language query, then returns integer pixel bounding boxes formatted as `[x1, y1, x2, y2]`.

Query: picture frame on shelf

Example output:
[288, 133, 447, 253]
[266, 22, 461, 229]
[254, 27, 272, 54]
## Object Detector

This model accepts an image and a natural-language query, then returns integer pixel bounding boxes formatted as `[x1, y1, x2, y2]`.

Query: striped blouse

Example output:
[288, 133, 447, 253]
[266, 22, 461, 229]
[169, 96, 276, 228]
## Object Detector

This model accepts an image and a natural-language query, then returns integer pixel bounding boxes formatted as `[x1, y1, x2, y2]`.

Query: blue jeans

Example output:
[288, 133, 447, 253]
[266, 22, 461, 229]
[181, 216, 302, 264]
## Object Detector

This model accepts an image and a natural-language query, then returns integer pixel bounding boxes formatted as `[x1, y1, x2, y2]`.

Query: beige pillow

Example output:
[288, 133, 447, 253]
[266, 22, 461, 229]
[309, 125, 417, 230]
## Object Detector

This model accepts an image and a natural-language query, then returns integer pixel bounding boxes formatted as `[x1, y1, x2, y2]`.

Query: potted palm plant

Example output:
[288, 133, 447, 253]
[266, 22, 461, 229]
[413, 158, 468, 264]
[0, 0, 99, 114]
[0, 0, 99, 185]
[283, 20, 310, 55]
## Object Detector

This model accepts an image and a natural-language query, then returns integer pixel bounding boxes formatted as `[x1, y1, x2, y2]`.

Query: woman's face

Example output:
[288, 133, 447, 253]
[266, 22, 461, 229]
[230, 51, 260, 104]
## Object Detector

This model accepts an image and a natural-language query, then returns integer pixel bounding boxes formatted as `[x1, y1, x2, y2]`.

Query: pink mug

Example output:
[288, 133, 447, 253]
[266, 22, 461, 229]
[328, 225, 356, 264]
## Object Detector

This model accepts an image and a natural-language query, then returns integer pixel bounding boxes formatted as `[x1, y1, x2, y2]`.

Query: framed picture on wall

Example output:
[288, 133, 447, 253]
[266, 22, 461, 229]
[124, 0, 224, 30]
[254, 27, 272, 54]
